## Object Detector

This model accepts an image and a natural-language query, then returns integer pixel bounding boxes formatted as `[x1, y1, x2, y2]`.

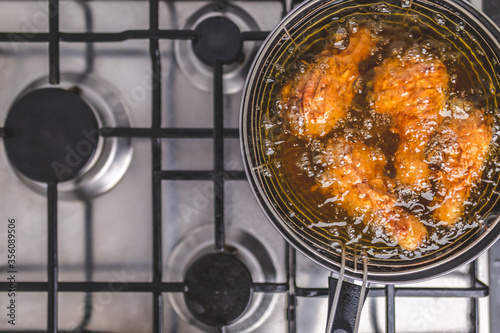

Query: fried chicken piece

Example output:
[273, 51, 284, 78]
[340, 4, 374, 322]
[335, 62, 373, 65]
[426, 106, 492, 225]
[280, 27, 377, 138]
[372, 50, 449, 191]
[317, 138, 428, 250]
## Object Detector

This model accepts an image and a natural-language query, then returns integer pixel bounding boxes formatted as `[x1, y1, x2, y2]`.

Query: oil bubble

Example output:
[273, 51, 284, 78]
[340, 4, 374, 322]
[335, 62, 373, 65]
[261, 166, 273, 178]
[401, 0, 413, 8]
[370, 3, 392, 13]
[369, 21, 384, 35]
[353, 77, 364, 94]
[274, 63, 285, 74]
[348, 19, 359, 34]
[264, 139, 275, 156]
[327, 26, 350, 50]
[434, 14, 446, 26]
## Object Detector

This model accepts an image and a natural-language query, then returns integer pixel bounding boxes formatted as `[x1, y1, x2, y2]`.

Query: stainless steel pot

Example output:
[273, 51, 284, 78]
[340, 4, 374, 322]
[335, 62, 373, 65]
[240, 0, 500, 332]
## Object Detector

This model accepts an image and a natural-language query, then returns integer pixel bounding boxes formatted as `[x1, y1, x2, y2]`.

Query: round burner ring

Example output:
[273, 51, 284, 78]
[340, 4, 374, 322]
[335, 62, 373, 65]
[166, 225, 279, 332]
[6, 73, 133, 200]
[184, 252, 253, 326]
[192, 16, 243, 66]
[4, 88, 99, 183]
[175, 4, 260, 94]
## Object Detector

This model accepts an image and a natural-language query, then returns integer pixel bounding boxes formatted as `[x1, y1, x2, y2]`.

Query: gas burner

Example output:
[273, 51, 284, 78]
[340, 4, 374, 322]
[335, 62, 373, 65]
[4, 88, 99, 183]
[175, 4, 260, 94]
[166, 226, 279, 332]
[192, 17, 243, 66]
[5, 73, 133, 200]
[184, 252, 253, 326]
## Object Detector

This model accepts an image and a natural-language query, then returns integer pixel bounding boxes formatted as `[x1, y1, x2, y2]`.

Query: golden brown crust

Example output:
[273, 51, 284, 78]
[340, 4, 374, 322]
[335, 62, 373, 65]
[428, 108, 492, 225]
[280, 27, 377, 138]
[372, 51, 449, 191]
[318, 138, 428, 250]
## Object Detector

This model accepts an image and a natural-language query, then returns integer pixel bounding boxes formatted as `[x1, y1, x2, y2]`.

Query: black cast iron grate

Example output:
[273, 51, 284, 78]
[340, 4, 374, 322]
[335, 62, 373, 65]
[0, 0, 492, 332]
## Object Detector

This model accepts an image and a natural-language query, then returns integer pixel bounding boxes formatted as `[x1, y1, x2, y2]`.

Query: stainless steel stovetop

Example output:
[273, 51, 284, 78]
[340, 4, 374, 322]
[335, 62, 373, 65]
[0, 0, 497, 332]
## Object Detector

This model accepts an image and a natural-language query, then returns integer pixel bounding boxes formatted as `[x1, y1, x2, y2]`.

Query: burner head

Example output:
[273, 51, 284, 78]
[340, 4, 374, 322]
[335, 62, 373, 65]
[184, 252, 253, 326]
[3, 88, 99, 183]
[192, 16, 243, 66]
[175, 5, 260, 94]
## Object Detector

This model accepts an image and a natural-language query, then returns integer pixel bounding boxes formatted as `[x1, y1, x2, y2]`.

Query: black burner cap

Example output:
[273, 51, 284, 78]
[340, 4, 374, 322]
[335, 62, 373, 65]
[3, 88, 99, 183]
[184, 252, 253, 326]
[192, 16, 243, 66]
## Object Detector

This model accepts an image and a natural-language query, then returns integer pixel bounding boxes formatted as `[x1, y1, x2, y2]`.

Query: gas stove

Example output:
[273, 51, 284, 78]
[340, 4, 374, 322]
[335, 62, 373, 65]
[0, 0, 498, 332]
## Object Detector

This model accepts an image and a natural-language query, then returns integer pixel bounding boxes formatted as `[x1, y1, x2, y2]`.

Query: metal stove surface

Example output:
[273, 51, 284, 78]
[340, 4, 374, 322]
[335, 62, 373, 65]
[0, 0, 496, 332]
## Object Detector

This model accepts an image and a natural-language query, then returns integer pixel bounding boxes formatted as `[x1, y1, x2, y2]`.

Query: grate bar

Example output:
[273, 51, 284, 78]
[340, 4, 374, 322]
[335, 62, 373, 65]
[0, 30, 194, 43]
[61, 282, 185, 292]
[62, 30, 195, 42]
[99, 127, 239, 138]
[0, 281, 489, 298]
[2, 281, 487, 298]
[286, 245, 297, 333]
[47, 182, 58, 333]
[48, 0, 60, 84]
[0, 282, 187, 293]
[76, 201, 94, 332]
[386, 286, 488, 298]
[0, 29, 272, 43]
[386, 285, 395, 333]
[213, 59, 225, 252]
[469, 262, 479, 333]
[149, 1, 163, 333]
[0, 32, 50, 42]
[156, 170, 246, 181]
[294, 285, 489, 298]
[253, 282, 289, 293]
[0, 282, 47, 292]
[0, 331, 104, 333]
[294, 288, 329, 297]
[241, 31, 271, 41]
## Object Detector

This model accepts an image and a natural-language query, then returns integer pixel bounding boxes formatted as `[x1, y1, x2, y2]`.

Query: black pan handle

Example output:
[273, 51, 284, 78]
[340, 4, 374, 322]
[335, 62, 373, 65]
[326, 276, 370, 333]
